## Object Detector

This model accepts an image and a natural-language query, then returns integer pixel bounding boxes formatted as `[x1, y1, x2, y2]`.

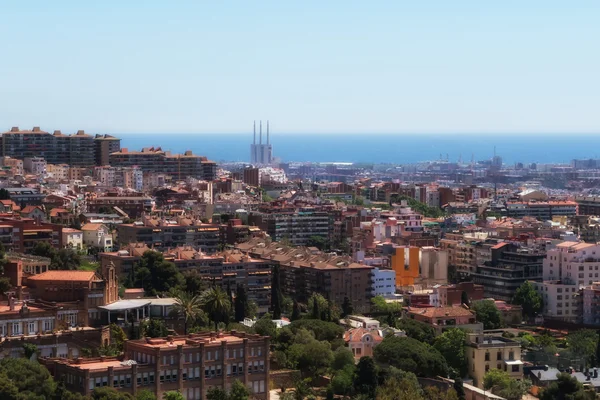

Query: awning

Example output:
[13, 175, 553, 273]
[504, 360, 524, 365]
[99, 299, 151, 311]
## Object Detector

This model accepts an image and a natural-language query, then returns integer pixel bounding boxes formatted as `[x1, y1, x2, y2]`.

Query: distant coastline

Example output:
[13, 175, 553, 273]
[118, 133, 600, 165]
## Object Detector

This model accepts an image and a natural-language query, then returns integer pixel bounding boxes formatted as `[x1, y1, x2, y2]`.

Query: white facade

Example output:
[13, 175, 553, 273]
[532, 281, 579, 322]
[371, 267, 396, 297]
[23, 157, 47, 175]
[82, 224, 113, 251]
[62, 229, 83, 249]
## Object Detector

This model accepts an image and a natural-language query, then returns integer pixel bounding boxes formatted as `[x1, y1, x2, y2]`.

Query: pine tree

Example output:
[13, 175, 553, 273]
[234, 285, 248, 322]
[312, 297, 320, 320]
[291, 300, 301, 321]
[271, 265, 283, 319]
[341, 296, 353, 317]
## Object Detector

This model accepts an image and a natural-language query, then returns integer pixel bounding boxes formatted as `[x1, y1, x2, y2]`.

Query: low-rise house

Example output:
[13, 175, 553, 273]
[62, 228, 83, 250]
[20, 205, 46, 222]
[81, 223, 113, 251]
[404, 306, 483, 334]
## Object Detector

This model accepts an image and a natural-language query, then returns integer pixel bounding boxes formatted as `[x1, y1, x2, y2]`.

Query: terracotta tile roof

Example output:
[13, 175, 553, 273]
[27, 270, 97, 282]
[343, 327, 384, 343]
[81, 223, 104, 231]
[21, 205, 43, 214]
[408, 306, 474, 318]
[49, 208, 70, 217]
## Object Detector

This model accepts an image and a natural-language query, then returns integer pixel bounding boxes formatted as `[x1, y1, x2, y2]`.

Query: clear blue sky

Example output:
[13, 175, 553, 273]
[1, 1, 598, 134]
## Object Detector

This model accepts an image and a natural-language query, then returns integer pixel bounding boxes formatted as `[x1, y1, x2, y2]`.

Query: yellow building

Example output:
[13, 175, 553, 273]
[466, 333, 523, 388]
[392, 246, 420, 287]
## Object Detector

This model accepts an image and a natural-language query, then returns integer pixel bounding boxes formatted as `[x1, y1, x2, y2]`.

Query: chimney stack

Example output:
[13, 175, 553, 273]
[259, 121, 262, 145]
[253, 121, 256, 145]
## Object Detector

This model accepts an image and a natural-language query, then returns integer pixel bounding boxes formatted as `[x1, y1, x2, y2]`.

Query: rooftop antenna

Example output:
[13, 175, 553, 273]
[253, 121, 256, 144]
[259, 121, 262, 145]
[267, 120, 270, 145]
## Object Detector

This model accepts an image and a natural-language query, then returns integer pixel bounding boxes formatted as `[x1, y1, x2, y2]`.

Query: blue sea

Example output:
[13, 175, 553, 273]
[118, 133, 600, 165]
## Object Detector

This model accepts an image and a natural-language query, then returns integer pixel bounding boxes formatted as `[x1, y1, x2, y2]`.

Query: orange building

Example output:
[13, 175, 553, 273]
[391, 247, 420, 287]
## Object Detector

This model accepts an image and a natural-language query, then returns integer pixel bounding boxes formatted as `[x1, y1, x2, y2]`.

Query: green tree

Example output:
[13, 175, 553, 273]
[163, 392, 185, 400]
[288, 319, 344, 342]
[228, 380, 251, 400]
[453, 377, 466, 400]
[143, 319, 169, 338]
[375, 371, 423, 400]
[136, 390, 157, 400]
[182, 270, 208, 294]
[201, 286, 232, 330]
[130, 251, 185, 296]
[512, 281, 543, 321]
[245, 300, 258, 319]
[396, 318, 436, 345]
[286, 330, 334, 377]
[424, 386, 459, 400]
[308, 293, 329, 320]
[460, 291, 470, 307]
[173, 291, 205, 334]
[373, 336, 449, 378]
[291, 300, 301, 321]
[0, 372, 18, 400]
[331, 346, 355, 372]
[483, 369, 531, 400]
[540, 372, 597, 400]
[0, 277, 11, 299]
[0, 188, 11, 200]
[22, 343, 38, 359]
[433, 328, 467, 377]
[472, 300, 503, 329]
[331, 365, 355, 396]
[110, 323, 127, 353]
[567, 329, 598, 368]
[271, 265, 283, 319]
[206, 388, 228, 400]
[0, 358, 57, 400]
[341, 296, 353, 317]
[234, 284, 248, 322]
[354, 356, 378, 397]
[253, 314, 277, 338]
[92, 387, 134, 399]
[371, 295, 402, 314]
[307, 235, 328, 251]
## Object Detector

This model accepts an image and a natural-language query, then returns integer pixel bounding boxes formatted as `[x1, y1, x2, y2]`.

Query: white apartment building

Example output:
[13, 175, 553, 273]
[23, 157, 47, 175]
[371, 268, 396, 297]
[582, 283, 600, 326]
[532, 241, 600, 323]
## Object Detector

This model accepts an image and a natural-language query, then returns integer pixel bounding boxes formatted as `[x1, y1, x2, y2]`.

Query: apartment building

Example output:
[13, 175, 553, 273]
[471, 241, 545, 302]
[109, 147, 217, 181]
[575, 196, 600, 216]
[236, 239, 374, 312]
[116, 216, 220, 253]
[371, 267, 396, 297]
[23, 156, 47, 175]
[94, 134, 121, 166]
[466, 333, 523, 388]
[430, 282, 484, 307]
[87, 193, 154, 218]
[505, 201, 577, 221]
[389, 245, 448, 287]
[0, 127, 110, 166]
[101, 245, 272, 312]
[249, 206, 333, 247]
[533, 241, 600, 323]
[582, 282, 600, 326]
[42, 331, 270, 399]
[94, 166, 143, 191]
[0, 218, 63, 253]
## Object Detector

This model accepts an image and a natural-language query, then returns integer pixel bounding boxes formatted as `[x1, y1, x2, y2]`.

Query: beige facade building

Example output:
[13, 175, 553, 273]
[466, 333, 523, 388]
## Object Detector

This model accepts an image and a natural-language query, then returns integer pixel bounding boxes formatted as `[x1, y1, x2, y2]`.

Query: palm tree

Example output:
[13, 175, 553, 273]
[173, 292, 204, 334]
[200, 286, 232, 331]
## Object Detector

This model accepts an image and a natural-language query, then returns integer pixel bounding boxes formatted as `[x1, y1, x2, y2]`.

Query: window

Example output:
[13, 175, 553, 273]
[497, 352, 502, 361]
[485, 352, 490, 361]
[485, 365, 490, 372]
[512, 365, 520, 373]
[509, 352, 514, 361]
